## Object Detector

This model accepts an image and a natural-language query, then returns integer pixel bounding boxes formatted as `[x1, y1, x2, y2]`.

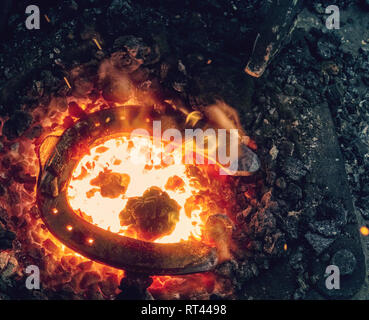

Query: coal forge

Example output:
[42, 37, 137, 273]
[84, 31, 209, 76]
[0, 0, 369, 301]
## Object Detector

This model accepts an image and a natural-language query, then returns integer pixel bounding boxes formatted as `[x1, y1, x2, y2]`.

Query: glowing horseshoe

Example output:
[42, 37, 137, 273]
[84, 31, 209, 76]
[37, 106, 217, 275]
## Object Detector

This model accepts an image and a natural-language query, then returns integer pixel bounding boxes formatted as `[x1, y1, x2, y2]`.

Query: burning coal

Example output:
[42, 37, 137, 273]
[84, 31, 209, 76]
[67, 134, 214, 243]
[0, 34, 261, 300]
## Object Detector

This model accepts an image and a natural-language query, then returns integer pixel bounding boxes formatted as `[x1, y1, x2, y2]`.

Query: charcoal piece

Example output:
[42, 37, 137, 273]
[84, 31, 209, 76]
[326, 82, 344, 105]
[119, 186, 180, 241]
[309, 220, 341, 238]
[0, 222, 15, 250]
[316, 200, 347, 226]
[279, 140, 295, 157]
[101, 76, 132, 104]
[263, 231, 285, 256]
[305, 232, 335, 255]
[286, 183, 302, 201]
[113, 35, 160, 66]
[2, 111, 33, 141]
[352, 138, 368, 159]
[0, 238, 13, 250]
[289, 247, 304, 272]
[116, 272, 153, 300]
[284, 215, 299, 240]
[275, 177, 286, 190]
[237, 262, 259, 283]
[316, 40, 334, 60]
[214, 260, 238, 278]
[248, 209, 276, 238]
[357, 207, 369, 220]
[110, 51, 141, 74]
[26, 125, 43, 140]
[90, 171, 130, 199]
[281, 157, 307, 181]
[331, 249, 356, 276]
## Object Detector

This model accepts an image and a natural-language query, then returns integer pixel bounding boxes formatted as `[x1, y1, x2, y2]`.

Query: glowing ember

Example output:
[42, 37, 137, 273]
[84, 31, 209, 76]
[92, 38, 102, 50]
[360, 226, 369, 237]
[119, 186, 181, 241]
[63, 77, 72, 89]
[67, 135, 212, 243]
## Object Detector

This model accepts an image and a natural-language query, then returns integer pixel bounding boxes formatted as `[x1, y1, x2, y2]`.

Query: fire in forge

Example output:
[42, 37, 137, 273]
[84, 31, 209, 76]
[0, 0, 369, 305]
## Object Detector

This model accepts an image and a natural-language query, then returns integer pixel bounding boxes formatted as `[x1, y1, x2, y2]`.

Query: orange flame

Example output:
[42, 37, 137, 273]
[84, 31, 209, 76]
[67, 135, 210, 243]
